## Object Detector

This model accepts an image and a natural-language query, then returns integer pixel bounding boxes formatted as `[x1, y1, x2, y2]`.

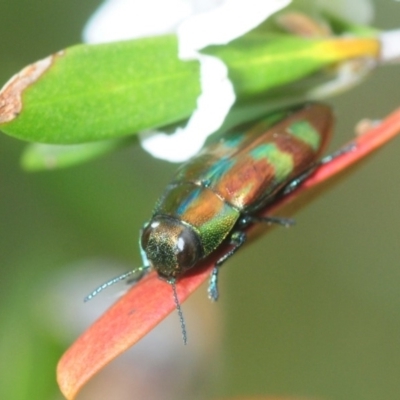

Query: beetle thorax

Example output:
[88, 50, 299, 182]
[141, 216, 203, 281]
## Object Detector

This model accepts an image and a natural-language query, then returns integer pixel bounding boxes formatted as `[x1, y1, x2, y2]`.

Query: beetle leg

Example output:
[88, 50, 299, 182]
[241, 215, 295, 227]
[208, 269, 220, 302]
[125, 223, 152, 285]
[208, 231, 247, 301]
[282, 143, 356, 197]
[139, 222, 151, 269]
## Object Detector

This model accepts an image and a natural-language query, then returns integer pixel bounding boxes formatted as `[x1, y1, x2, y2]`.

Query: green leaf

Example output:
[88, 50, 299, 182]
[206, 33, 379, 97]
[0, 32, 379, 149]
[0, 36, 201, 144]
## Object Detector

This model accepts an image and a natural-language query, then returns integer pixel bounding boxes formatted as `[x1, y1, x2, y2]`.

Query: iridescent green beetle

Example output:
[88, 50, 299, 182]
[86, 103, 342, 341]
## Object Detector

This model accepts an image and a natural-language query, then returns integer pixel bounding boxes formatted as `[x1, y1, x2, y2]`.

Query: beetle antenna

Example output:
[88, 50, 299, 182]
[170, 280, 187, 345]
[84, 266, 148, 302]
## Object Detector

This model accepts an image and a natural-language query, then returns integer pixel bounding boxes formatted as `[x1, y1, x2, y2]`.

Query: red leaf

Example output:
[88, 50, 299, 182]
[57, 106, 400, 400]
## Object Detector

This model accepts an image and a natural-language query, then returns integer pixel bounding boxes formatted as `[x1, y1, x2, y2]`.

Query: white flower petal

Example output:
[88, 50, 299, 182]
[83, 0, 193, 43]
[178, 0, 291, 58]
[141, 0, 291, 162]
[139, 55, 235, 162]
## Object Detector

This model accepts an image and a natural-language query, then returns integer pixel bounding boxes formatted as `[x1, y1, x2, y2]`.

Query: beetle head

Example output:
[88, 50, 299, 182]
[141, 216, 203, 280]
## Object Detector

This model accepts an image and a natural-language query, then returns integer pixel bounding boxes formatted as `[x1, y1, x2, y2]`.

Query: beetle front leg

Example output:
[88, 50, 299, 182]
[124, 223, 152, 285]
[208, 231, 246, 301]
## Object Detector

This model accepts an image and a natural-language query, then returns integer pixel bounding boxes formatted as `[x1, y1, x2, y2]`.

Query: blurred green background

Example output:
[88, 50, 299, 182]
[1, 1, 400, 400]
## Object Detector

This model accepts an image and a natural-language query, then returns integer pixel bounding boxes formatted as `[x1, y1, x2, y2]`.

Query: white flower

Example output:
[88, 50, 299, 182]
[83, 0, 291, 162]
[83, 0, 194, 44]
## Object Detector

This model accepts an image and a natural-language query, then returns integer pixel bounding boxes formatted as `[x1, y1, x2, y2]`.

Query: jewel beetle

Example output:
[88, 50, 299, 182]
[86, 103, 344, 342]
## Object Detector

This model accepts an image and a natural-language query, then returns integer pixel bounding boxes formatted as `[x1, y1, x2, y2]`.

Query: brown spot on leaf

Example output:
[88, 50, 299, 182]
[0, 52, 63, 124]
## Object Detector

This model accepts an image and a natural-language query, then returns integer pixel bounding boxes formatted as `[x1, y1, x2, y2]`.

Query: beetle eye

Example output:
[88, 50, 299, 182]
[175, 227, 201, 270]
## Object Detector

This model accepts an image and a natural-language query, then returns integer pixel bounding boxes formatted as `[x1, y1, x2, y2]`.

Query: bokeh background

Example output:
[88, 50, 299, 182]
[1, 1, 400, 400]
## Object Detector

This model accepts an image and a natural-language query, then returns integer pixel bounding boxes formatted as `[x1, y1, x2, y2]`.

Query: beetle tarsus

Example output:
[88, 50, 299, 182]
[208, 231, 247, 301]
[319, 142, 356, 164]
[247, 215, 295, 227]
[208, 268, 219, 302]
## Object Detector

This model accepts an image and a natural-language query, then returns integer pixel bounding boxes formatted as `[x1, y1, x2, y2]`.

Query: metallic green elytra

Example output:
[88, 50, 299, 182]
[86, 103, 339, 341]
